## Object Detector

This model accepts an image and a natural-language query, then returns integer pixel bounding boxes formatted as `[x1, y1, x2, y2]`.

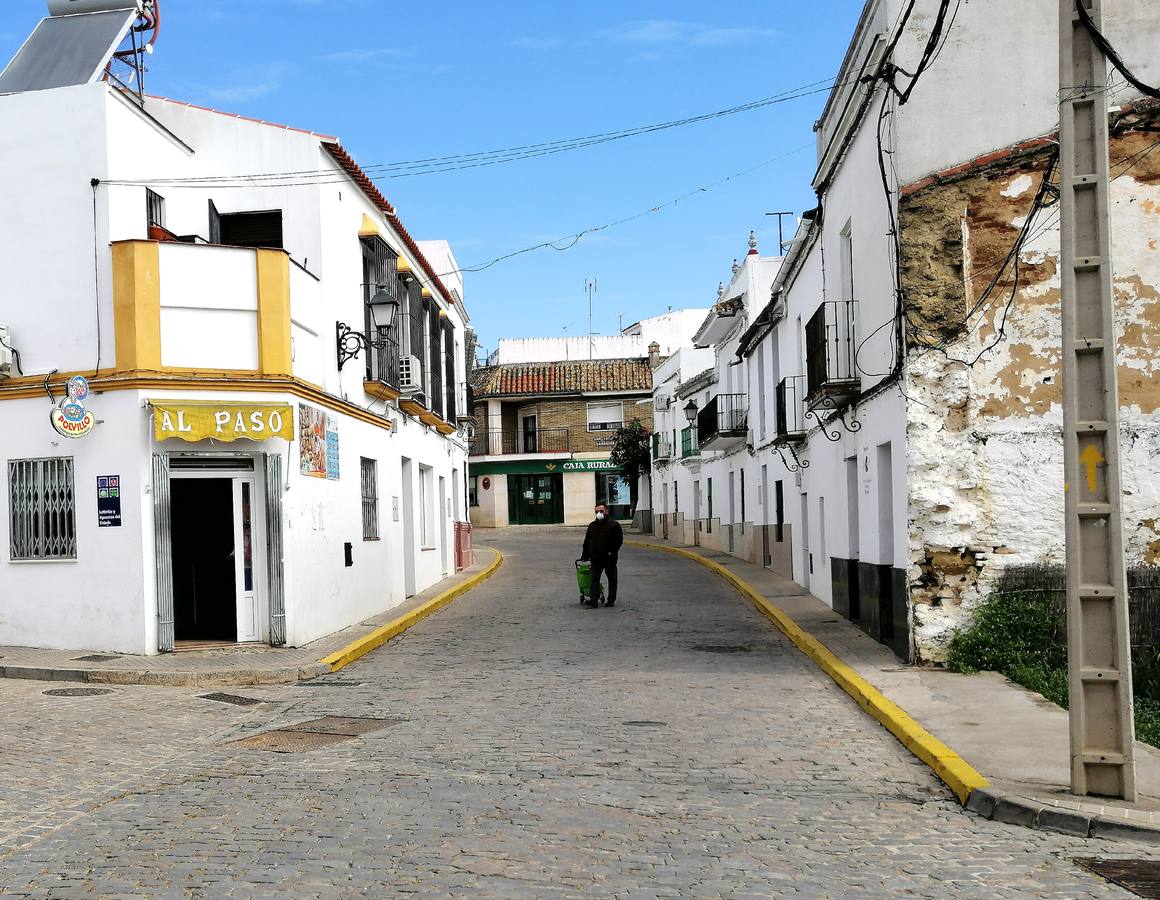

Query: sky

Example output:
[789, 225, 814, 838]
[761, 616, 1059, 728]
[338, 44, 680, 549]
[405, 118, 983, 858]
[0, 1, 866, 358]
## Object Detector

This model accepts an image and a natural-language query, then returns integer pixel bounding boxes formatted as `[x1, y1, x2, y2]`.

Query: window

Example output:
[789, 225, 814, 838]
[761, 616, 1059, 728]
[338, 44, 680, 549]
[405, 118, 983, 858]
[469, 476, 479, 507]
[775, 479, 785, 543]
[587, 400, 624, 432]
[8, 457, 76, 560]
[146, 189, 165, 229]
[361, 237, 399, 382]
[360, 458, 379, 540]
[739, 469, 746, 533]
[213, 208, 284, 249]
[707, 478, 713, 534]
[419, 464, 434, 547]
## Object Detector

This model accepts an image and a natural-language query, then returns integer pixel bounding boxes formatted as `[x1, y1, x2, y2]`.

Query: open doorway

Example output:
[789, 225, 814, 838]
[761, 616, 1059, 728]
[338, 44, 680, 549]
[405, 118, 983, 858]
[171, 478, 238, 642]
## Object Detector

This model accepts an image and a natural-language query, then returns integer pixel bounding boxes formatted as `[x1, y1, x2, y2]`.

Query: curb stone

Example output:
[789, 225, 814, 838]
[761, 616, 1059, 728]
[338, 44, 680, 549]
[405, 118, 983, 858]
[627, 539, 1160, 845]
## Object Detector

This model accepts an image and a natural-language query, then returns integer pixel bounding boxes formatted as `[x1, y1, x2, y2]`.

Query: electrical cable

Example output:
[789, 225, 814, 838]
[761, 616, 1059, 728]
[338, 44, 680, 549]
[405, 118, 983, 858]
[105, 77, 846, 188]
[1074, 0, 1160, 100]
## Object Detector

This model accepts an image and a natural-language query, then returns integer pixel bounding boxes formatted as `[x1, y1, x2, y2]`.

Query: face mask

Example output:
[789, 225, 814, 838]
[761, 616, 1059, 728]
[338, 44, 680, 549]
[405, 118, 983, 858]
[596, 512, 605, 521]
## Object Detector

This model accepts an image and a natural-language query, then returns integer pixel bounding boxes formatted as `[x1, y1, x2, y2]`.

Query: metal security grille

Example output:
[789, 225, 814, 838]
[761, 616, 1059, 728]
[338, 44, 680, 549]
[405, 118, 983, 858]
[8, 457, 76, 560]
[360, 458, 379, 540]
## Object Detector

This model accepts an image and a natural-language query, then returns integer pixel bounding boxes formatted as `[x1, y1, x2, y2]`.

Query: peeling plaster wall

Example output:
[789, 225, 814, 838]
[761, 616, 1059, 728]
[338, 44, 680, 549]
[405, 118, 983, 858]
[901, 125, 1160, 663]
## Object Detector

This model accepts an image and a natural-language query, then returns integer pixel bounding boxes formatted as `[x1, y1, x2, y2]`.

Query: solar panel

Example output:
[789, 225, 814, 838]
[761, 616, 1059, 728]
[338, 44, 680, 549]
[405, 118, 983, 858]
[0, 9, 139, 95]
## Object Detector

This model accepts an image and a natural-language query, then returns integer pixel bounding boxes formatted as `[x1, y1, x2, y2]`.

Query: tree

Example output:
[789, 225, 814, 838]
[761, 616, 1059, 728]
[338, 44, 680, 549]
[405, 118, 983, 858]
[610, 418, 651, 515]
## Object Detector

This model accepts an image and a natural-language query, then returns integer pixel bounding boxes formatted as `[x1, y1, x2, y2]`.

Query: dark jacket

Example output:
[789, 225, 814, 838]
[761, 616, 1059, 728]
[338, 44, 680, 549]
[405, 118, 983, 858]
[582, 517, 623, 560]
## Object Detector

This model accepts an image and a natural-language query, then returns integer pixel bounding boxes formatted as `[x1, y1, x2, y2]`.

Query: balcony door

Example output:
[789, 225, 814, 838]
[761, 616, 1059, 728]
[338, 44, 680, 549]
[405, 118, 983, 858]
[522, 415, 538, 454]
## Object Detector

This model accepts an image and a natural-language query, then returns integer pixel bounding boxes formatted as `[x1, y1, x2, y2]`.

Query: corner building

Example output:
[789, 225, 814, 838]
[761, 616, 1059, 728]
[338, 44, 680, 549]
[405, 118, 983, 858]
[0, 79, 472, 654]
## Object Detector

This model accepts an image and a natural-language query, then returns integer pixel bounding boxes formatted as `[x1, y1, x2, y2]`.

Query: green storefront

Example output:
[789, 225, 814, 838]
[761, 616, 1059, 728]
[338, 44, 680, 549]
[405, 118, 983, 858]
[471, 459, 629, 525]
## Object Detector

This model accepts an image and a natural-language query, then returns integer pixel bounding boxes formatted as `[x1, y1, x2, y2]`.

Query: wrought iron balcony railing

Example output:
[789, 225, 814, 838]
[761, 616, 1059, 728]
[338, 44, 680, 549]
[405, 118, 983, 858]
[470, 427, 571, 456]
[697, 393, 747, 449]
[368, 329, 401, 388]
[775, 376, 807, 442]
[805, 300, 859, 402]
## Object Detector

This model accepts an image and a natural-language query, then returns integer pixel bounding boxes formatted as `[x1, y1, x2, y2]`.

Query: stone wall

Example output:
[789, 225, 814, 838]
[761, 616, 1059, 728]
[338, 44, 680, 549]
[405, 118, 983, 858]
[900, 110, 1160, 662]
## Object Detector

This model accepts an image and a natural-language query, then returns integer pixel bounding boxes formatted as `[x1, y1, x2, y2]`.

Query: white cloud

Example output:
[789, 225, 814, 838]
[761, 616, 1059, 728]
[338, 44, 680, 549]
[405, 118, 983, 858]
[316, 48, 412, 64]
[205, 63, 289, 104]
[605, 20, 779, 47]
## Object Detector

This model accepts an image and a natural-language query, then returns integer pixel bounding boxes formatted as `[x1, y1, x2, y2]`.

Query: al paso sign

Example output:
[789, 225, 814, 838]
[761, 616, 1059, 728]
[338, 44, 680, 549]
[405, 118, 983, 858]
[152, 401, 295, 443]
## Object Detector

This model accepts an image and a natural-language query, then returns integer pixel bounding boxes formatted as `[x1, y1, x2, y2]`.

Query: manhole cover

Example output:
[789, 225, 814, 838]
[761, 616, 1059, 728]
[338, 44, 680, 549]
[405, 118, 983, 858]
[622, 721, 668, 728]
[199, 692, 264, 706]
[231, 731, 352, 753]
[1076, 858, 1160, 898]
[691, 644, 753, 654]
[72, 654, 122, 663]
[284, 716, 402, 736]
[43, 687, 113, 697]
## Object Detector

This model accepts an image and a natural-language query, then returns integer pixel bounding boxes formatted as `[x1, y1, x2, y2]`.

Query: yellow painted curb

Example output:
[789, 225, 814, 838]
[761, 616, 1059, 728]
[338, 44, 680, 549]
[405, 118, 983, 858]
[627, 540, 990, 805]
[320, 547, 503, 673]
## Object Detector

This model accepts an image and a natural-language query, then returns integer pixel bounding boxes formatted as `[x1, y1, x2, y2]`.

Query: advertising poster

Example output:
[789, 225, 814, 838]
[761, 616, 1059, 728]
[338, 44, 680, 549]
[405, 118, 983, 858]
[96, 475, 121, 527]
[300, 404, 340, 481]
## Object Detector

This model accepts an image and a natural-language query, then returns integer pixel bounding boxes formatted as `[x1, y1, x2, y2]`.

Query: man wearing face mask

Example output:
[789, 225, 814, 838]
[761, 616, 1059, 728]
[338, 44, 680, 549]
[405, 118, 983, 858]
[580, 503, 623, 608]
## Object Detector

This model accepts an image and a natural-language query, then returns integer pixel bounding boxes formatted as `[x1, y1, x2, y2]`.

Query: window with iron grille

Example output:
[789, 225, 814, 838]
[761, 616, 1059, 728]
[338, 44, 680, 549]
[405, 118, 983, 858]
[8, 457, 77, 560]
[360, 457, 379, 540]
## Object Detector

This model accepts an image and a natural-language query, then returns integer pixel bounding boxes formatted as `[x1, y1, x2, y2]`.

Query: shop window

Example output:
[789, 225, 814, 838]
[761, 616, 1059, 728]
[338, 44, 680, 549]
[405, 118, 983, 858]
[8, 457, 76, 560]
[468, 476, 479, 508]
[587, 400, 624, 432]
[360, 457, 379, 540]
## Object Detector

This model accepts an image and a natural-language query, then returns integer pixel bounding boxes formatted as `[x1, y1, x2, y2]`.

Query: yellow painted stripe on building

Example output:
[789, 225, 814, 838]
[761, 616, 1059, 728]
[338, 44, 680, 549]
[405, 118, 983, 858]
[626, 540, 990, 806]
[320, 547, 503, 672]
[256, 249, 293, 376]
[0, 369, 394, 432]
[112, 241, 162, 371]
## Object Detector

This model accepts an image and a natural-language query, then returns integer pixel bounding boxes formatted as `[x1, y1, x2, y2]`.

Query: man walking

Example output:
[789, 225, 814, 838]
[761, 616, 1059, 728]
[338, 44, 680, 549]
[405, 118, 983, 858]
[581, 503, 623, 608]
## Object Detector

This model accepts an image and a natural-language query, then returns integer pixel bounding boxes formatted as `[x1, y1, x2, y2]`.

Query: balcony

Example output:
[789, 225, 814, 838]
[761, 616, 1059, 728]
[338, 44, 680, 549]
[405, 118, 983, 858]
[775, 376, 807, 443]
[681, 426, 700, 459]
[697, 393, 747, 451]
[470, 427, 571, 457]
[805, 300, 859, 408]
[652, 432, 672, 462]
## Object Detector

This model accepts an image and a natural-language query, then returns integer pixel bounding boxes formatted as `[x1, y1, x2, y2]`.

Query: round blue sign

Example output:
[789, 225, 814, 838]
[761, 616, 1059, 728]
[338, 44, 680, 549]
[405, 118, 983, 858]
[66, 375, 89, 402]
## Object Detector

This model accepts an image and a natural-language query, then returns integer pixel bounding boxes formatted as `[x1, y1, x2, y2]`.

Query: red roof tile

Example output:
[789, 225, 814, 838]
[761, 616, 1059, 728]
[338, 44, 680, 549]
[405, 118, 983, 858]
[471, 358, 654, 398]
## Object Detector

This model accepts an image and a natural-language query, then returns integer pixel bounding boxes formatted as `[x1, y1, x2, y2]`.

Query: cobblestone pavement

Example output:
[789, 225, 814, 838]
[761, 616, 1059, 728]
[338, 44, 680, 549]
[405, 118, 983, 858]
[1, 530, 1155, 897]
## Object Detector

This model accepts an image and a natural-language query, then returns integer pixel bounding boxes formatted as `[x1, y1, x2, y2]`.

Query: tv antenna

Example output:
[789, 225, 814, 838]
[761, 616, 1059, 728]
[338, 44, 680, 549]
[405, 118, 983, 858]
[585, 278, 597, 359]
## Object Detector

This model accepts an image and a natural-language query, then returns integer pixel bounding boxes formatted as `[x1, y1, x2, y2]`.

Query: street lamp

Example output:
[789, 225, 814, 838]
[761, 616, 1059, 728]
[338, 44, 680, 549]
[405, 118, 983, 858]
[336, 284, 401, 371]
[684, 399, 699, 425]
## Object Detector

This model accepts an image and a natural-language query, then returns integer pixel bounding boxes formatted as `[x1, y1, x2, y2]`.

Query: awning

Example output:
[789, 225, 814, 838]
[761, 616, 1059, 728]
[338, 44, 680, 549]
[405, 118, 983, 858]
[152, 400, 295, 443]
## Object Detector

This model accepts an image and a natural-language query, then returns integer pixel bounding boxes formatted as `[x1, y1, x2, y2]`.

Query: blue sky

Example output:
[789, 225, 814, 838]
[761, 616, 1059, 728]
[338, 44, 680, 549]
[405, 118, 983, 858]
[0, 1, 865, 356]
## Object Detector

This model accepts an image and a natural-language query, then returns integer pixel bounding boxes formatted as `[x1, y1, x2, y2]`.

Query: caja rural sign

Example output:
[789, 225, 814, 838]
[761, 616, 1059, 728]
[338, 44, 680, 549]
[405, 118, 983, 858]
[50, 375, 96, 439]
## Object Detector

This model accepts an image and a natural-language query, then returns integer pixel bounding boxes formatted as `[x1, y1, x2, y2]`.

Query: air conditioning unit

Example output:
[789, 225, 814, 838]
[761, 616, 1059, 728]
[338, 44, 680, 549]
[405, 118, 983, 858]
[398, 355, 422, 393]
[0, 323, 12, 380]
[655, 440, 672, 460]
[655, 395, 671, 411]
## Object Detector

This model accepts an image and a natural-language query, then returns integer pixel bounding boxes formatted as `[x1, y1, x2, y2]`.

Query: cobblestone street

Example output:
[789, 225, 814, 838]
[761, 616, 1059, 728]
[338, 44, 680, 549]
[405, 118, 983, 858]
[1, 530, 1154, 898]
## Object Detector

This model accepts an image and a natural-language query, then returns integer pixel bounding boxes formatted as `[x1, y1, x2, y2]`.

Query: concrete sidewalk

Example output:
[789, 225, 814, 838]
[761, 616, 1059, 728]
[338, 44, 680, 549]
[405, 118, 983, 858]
[631, 533, 1160, 843]
[0, 549, 495, 687]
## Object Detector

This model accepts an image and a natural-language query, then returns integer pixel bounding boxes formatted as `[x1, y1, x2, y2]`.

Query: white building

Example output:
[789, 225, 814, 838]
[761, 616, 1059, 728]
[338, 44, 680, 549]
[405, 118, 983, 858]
[649, 233, 781, 561]
[650, 0, 1160, 664]
[0, 16, 472, 654]
[485, 309, 708, 365]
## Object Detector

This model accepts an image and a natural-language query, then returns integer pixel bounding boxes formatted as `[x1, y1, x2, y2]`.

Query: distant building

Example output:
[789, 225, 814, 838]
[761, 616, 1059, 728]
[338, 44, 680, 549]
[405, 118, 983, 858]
[485, 310, 707, 365]
[468, 359, 654, 527]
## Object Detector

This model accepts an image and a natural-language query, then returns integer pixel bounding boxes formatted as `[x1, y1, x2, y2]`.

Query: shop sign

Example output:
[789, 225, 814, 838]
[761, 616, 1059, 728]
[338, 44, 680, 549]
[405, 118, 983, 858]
[560, 459, 618, 472]
[50, 375, 96, 439]
[97, 475, 121, 528]
[152, 401, 294, 443]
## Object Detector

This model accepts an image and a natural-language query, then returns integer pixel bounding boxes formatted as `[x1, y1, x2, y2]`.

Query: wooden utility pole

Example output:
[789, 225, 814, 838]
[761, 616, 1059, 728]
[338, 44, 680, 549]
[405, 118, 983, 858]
[1059, 0, 1136, 800]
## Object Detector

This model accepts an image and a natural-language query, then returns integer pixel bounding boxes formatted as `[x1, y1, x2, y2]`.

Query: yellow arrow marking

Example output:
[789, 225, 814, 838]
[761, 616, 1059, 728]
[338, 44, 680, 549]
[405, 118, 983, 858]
[1079, 445, 1104, 494]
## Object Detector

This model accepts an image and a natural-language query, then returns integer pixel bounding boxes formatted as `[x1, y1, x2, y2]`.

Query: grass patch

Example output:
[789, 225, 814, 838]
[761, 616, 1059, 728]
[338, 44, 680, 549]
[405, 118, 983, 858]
[947, 589, 1160, 748]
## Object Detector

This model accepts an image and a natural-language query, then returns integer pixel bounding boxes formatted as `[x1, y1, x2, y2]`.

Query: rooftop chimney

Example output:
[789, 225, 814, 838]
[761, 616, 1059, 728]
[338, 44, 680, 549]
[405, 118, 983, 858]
[648, 341, 661, 368]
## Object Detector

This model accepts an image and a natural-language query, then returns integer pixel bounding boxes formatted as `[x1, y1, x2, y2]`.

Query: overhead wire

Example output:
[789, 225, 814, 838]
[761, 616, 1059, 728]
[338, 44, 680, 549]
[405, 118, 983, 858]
[104, 77, 846, 188]
[1074, 0, 1160, 100]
